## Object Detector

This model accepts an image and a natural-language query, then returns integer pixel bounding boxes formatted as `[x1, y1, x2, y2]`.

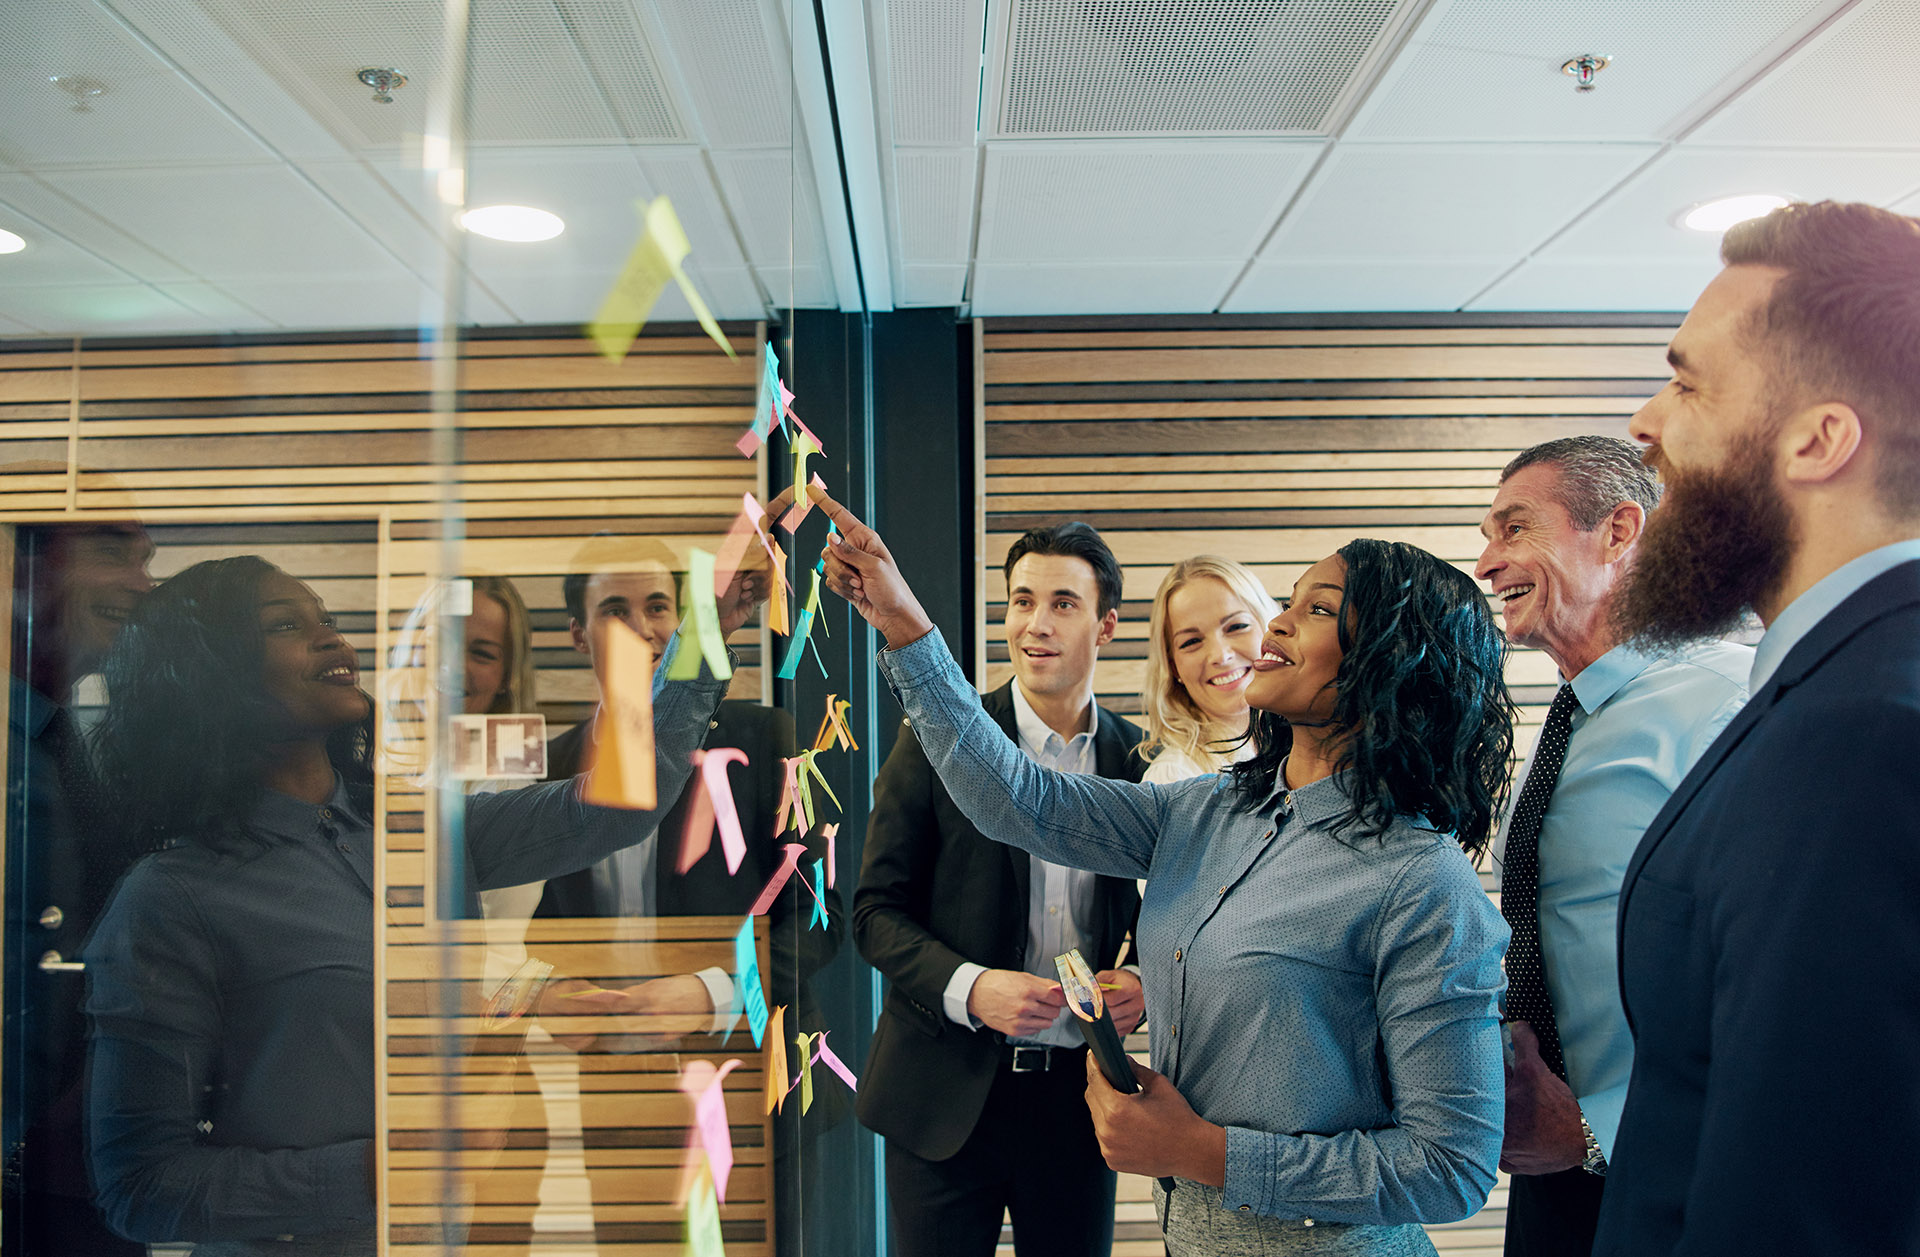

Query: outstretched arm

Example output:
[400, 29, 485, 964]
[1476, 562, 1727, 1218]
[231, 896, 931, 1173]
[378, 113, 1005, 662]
[811, 488, 1164, 879]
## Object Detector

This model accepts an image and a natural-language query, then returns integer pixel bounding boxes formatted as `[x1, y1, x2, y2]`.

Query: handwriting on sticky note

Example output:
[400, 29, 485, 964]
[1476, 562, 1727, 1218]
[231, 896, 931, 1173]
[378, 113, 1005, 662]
[588, 196, 735, 363]
[814, 1030, 859, 1092]
[679, 747, 749, 874]
[582, 620, 656, 810]
[734, 917, 768, 1048]
[749, 843, 808, 914]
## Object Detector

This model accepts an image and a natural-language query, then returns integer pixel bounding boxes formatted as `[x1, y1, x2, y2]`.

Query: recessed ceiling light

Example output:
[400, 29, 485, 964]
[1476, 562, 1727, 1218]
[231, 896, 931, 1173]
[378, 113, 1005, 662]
[458, 205, 564, 243]
[1681, 194, 1791, 233]
[0, 228, 25, 254]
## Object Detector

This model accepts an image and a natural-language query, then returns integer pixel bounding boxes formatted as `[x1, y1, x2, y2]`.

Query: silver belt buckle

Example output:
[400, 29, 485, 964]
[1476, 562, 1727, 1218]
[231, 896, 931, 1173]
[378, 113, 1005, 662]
[1010, 1045, 1050, 1072]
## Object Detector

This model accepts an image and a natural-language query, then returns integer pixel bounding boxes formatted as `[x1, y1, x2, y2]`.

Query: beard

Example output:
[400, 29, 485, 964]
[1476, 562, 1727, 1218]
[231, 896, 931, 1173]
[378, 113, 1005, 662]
[1614, 437, 1796, 651]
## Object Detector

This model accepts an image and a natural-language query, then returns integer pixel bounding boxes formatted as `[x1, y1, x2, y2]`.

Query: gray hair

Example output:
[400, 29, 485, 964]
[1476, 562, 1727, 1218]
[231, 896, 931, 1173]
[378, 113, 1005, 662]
[1501, 435, 1660, 530]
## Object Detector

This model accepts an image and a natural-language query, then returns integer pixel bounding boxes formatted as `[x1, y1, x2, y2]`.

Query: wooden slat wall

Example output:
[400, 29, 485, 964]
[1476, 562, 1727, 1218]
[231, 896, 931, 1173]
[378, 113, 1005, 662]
[0, 324, 776, 1254]
[980, 315, 1678, 1257]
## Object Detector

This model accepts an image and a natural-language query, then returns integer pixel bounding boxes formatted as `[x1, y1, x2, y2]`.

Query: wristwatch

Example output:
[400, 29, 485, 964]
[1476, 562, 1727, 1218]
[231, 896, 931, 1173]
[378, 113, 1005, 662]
[1578, 1111, 1608, 1176]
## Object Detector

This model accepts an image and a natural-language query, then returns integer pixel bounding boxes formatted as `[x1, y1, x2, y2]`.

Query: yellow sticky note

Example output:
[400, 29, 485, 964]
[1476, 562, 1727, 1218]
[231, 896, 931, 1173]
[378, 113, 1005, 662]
[684, 1163, 726, 1257]
[764, 1004, 790, 1115]
[582, 620, 656, 810]
[587, 196, 735, 363]
[794, 1030, 815, 1115]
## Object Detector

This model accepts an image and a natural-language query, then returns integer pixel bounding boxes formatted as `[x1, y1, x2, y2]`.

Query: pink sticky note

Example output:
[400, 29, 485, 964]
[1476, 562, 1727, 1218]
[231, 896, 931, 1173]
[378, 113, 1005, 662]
[711, 493, 762, 599]
[734, 428, 762, 458]
[813, 1032, 859, 1091]
[750, 843, 809, 915]
[780, 471, 829, 534]
[820, 822, 839, 888]
[679, 748, 750, 874]
[679, 1058, 743, 1201]
[775, 755, 808, 837]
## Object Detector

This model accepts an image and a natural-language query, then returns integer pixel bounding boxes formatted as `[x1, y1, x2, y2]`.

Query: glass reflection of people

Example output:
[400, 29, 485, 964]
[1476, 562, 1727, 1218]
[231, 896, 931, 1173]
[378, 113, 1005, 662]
[1138, 556, 1279, 785]
[3, 523, 154, 1257]
[528, 539, 844, 1257]
[78, 554, 762, 1253]
[815, 490, 1513, 1256]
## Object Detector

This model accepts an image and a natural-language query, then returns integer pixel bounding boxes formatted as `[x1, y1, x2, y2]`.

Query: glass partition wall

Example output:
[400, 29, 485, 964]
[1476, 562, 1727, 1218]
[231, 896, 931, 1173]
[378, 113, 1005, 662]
[0, 1, 870, 1253]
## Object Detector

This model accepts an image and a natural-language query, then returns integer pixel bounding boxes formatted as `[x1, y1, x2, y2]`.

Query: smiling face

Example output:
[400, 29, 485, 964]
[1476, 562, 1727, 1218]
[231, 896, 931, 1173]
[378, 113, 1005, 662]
[257, 568, 370, 737]
[1164, 575, 1262, 730]
[463, 591, 510, 715]
[30, 524, 155, 692]
[570, 568, 680, 677]
[1005, 552, 1116, 704]
[1474, 463, 1628, 674]
[1245, 554, 1346, 725]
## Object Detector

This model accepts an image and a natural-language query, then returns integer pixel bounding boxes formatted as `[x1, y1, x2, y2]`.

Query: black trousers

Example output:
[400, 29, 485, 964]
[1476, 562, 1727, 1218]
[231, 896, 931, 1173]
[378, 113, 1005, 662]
[885, 1047, 1116, 1257]
[1505, 1167, 1606, 1257]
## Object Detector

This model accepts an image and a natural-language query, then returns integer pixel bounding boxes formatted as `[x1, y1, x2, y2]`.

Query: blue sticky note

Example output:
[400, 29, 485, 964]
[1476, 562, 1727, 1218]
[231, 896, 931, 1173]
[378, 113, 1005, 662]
[776, 607, 815, 680]
[734, 916, 768, 1048]
[809, 860, 828, 930]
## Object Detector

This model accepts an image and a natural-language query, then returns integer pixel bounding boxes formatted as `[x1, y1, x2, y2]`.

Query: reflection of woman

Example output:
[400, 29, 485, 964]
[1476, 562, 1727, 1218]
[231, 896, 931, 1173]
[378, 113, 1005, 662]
[1138, 556, 1278, 785]
[815, 491, 1513, 1255]
[81, 556, 749, 1253]
[463, 575, 536, 718]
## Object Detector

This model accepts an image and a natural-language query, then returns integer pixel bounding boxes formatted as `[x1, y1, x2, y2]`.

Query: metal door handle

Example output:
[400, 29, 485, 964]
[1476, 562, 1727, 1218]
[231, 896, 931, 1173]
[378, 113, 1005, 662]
[38, 950, 84, 972]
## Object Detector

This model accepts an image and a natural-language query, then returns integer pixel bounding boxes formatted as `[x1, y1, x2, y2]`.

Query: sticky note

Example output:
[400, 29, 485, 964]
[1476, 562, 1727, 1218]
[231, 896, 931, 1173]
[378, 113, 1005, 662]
[684, 1164, 725, 1257]
[749, 843, 808, 915]
[588, 196, 735, 363]
[667, 548, 733, 682]
[582, 621, 657, 810]
[794, 1030, 815, 1114]
[679, 1059, 742, 1201]
[807, 860, 829, 929]
[679, 748, 750, 874]
[778, 441, 823, 533]
[822, 822, 839, 888]
[814, 1031, 859, 1092]
[775, 750, 841, 838]
[764, 1005, 790, 1115]
[734, 917, 768, 1048]
[775, 566, 826, 681]
[812, 694, 859, 753]
[737, 344, 799, 458]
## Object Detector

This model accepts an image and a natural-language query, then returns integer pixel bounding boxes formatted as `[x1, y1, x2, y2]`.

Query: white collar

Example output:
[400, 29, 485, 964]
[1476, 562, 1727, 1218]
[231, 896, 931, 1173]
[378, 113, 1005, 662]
[1010, 679, 1095, 753]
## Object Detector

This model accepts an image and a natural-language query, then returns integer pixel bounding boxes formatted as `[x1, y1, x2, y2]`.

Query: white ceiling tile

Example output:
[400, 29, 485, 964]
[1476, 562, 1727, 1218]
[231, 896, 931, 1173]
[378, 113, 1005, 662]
[0, 311, 42, 335]
[0, 205, 139, 288]
[0, 173, 198, 281]
[970, 261, 1243, 314]
[1224, 258, 1512, 312]
[0, 283, 218, 336]
[644, 0, 789, 146]
[43, 164, 417, 282]
[149, 281, 282, 330]
[1690, 0, 1920, 149]
[757, 265, 840, 309]
[1468, 257, 1716, 312]
[477, 265, 762, 326]
[977, 142, 1319, 261]
[709, 138, 841, 306]
[1894, 188, 1920, 217]
[900, 263, 968, 306]
[880, 0, 986, 146]
[210, 273, 455, 331]
[0, 0, 269, 169]
[1538, 146, 1920, 261]
[1350, 0, 1846, 142]
[893, 147, 977, 265]
[1262, 142, 1657, 259]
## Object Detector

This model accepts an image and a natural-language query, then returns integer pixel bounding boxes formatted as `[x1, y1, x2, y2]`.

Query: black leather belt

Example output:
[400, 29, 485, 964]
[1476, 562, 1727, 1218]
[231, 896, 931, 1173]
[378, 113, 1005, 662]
[1004, 1043, 1086, 1073]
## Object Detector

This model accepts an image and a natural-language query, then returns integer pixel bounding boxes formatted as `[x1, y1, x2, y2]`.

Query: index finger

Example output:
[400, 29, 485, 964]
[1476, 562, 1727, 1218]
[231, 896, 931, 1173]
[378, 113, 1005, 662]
[764, 484, 799, 523]
[805, 484, 868, 536]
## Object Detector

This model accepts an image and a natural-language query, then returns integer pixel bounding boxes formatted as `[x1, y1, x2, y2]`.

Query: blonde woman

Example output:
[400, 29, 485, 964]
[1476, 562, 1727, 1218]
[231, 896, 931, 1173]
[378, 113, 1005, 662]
[1138, 556, 1279, 784]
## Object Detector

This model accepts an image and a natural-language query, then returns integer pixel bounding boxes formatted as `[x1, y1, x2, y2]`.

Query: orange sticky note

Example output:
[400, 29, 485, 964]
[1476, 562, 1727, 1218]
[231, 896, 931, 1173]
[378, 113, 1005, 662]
[763, 1005, 790, 1115]
[582, 620, 656, 810]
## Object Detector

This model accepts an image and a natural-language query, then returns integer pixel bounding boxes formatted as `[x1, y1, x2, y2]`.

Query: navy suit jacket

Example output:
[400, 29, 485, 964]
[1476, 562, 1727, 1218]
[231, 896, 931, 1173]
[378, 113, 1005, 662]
[1595, 560, 1920, 1256]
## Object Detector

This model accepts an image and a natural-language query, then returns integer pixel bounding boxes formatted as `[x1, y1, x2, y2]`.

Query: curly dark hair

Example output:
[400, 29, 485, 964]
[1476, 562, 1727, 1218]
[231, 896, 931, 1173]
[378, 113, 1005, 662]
[1229, 538, 1514, 856]
[93, 556, 373, 855]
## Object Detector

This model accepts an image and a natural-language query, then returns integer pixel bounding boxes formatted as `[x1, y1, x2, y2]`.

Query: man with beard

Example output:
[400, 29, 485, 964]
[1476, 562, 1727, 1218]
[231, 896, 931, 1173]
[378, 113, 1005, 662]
[1474, 436, 1749, 1257]
[1596, 200, 1920, 1256]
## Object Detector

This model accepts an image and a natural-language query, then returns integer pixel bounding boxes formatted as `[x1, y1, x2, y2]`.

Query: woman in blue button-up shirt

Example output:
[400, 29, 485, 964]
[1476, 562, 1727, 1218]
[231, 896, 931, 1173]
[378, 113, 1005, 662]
[814, 491, 1513, 1256]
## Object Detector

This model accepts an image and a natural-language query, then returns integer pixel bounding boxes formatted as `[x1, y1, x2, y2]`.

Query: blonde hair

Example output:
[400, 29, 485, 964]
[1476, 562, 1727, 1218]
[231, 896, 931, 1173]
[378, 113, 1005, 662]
[1137, 556, 1278, 769]
[470, 575, 537, 715]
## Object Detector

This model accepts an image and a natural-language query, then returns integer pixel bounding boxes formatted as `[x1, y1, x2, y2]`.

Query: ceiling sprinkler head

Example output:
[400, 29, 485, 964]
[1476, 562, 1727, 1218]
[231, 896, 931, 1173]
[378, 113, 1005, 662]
[357, 67, 408, 105]
[49, 75, 108, 113]
[1561, 54, 1611, 93]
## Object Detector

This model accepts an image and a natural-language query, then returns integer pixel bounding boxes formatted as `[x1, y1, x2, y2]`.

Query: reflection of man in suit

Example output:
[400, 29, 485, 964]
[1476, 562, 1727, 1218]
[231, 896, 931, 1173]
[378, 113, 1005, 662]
[855, 522, 1145, 1257]
[1595, 201, 1920, 1256]
[535, 545, 844, 1256]
[3, 522, 154, 1256]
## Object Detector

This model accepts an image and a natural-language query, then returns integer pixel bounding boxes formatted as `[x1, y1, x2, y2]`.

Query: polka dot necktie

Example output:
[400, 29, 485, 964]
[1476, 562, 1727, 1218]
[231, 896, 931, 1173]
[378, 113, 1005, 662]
[1500, 683, 1579, 1081]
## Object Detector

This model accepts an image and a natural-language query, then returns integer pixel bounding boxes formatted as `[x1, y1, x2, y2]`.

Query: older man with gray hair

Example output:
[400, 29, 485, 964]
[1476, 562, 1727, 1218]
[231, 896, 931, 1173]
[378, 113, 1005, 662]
[1473, 435, 1749, 1257]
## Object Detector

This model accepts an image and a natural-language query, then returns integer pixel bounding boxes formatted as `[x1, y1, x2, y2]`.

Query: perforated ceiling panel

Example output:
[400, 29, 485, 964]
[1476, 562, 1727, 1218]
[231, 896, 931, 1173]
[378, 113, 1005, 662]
[1691, 0, 1920, 149]
[645, 0, 789, 147]
[190, 0, 686, 151]
[885, 0, 986, 145]
[996, 0, 1410, 136]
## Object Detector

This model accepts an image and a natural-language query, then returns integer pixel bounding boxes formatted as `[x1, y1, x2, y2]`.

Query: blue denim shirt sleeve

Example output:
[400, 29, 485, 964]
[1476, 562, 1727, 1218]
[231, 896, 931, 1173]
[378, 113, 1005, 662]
[465, 626, 728, 891]
[1223, 843, 1507, 1224]
[878, 628, 1165, 878]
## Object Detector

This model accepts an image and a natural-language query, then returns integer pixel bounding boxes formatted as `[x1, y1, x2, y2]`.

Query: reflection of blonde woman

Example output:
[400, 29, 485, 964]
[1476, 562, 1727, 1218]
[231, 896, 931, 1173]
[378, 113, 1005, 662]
[1138, 557, 1279, 784]
[463, 575, 537, 718]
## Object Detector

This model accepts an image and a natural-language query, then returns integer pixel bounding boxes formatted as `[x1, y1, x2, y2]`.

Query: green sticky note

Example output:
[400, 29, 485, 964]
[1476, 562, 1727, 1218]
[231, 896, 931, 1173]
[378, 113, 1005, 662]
[669, 548, 732, 681]
[685, 1164, 725, 1257]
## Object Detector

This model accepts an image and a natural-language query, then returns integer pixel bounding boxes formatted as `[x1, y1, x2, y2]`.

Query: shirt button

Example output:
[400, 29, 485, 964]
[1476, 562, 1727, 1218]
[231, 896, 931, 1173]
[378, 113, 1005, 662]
[1218, 885, 1227, 896]
[320, 808, 334, 821]
[1170, 1024, 1178, 1037]
[1304, 1219, 1316, 1228]
[1173, 948, 1182, 961]
[38, 906, 63, 930]
[1239, 1204, 1251, 1212]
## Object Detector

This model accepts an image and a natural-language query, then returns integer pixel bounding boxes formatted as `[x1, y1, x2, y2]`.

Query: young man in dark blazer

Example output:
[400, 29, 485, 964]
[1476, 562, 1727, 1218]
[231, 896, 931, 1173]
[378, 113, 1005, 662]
[854, 522, 1146, 1257]
[1596, 201, 1920, 1256]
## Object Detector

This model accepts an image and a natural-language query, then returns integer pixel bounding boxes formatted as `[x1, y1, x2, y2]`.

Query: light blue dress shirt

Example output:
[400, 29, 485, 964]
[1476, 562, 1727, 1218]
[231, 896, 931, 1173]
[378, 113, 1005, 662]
[881, 630, 1508, 1226]
[1750, 538, 1920, 692]
[1491, 639, 1749, 1158]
